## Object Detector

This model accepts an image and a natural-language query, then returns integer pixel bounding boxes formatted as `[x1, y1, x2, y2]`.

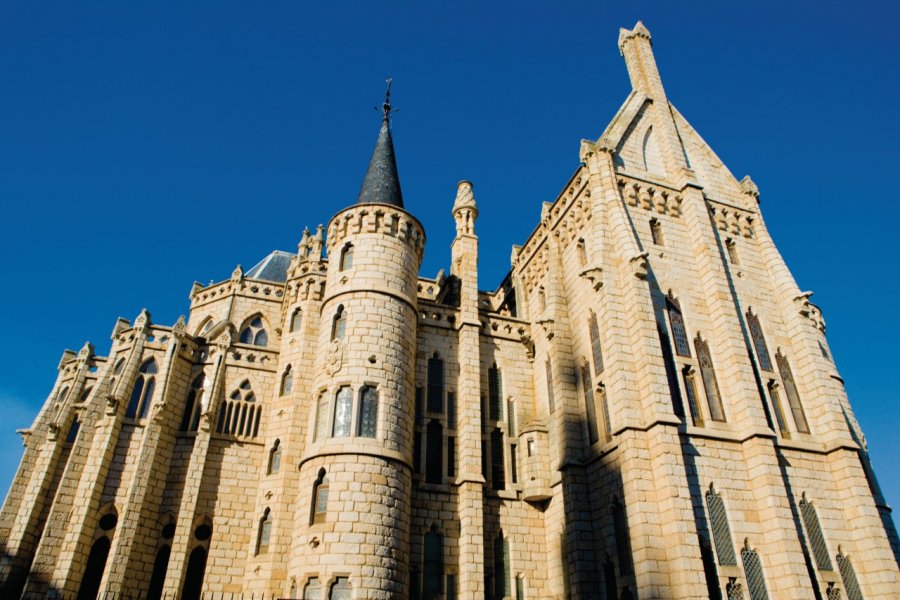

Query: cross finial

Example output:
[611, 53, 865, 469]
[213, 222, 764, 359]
[381, 76, 396, 121]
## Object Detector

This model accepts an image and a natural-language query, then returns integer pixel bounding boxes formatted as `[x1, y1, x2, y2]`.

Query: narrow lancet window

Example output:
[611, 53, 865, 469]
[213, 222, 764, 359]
[127, 359, 158, 419]
[650, 218, 664, 246]
[332, 386, 352, 437]
[427, 353, 444, 413]
[741, 541, 770, 600]
[581, 364, 600, 445]
[667, 293, 691, 357]
[776, 351, 810, 434]
[695, 335, 726, 422]
[255, 508, 272, 555]
[357, 386, 378, 438]
[706, 484, 737, 565]
[267, 440, 282, 475]
[747, 310, 773, 372]
[589, 311, 605, 374]
[290, 308, 302, 333]
[280, 365, 293, 396]
[180, 374, 204, 432]
[491, 428, 505, 490]
[799, 494, 833, 571]
[423, 525, 444, 597]
[331, 305, 346, 340]
[339, 243, 354, 271]
[488, 363, 503, 421]
[426, 420, 443, 484]
[310, 469, 329, 525]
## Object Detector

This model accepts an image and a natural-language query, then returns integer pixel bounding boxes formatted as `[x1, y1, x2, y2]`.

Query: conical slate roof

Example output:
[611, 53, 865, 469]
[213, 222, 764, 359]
[356, 117, 404, 207]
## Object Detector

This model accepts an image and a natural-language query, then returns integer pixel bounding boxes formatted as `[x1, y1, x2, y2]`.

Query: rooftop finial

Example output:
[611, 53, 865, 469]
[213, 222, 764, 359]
[380, 76, 396, 122]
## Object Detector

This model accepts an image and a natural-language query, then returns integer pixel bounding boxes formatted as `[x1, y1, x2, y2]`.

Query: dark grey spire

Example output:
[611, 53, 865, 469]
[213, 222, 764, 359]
[356, 77, 404, 208]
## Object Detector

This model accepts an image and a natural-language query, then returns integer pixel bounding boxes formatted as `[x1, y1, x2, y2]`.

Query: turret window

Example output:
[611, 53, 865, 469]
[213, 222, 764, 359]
[255, 508, 272, 555]
[126, 358, 158, 420]
[313, 392, 329, 442]
[267, 440, 282, 475]
[310, 469, 329, 525]
[747, 310, 773, 372]
[357, 386, 378, 438]
[339, 243, 354, 271]
[303, 577, 321, 600]
[280, 365, 293, 396]
[332, 386, 352, 437]
[332, 305, 346, 341]
[290, 308, 303, 333]
[239, 316, 268, 347]
[330, 577, 352, 600]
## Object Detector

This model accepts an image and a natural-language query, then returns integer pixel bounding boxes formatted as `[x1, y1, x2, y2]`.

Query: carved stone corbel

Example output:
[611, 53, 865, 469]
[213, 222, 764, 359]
[579, 265, 604, 291]
[630, 252, 650, 279]
[536, 318, 555, 340]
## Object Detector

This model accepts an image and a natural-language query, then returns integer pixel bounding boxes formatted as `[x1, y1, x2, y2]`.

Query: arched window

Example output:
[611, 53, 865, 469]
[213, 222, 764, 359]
[110, 357, 126, 390]
[239, 316, 268, 347]
[488, 363, 502, 421]
[332, 386, 352, 437]
[77, 536, 111, 600]
[706, 484, 737, 565]
[268, 440, 282, 475]
[146, 543, 171, 600]
[746, 310, 773, 372]
[695, 335, 725, 422]
[66, 418, 81, 444]
[683, 367, 703, 424]
[313, 392, 329, 442]
[78, 386, 93, 403]
[181, 546, 208, 599]
[180, 374, 204, 432]
[339, 243, 354, 271]
[256, 508, 272, 555]
[650, 218, 664, 246]
[576, 238, 587, 267]
[310, 469, 329, 525]
[290, 308, 303, 333]
[216, 380, 260, 438]
[490, 428, 505, 490]
[357, 386, 378, 438]
[303, 577, 322, 600]
[767, 381, 789, 436]
[741, 541, 770, 600]
[426, 420, 443, 484]
[331, 305, 346, 341]
[330, 577, 352, 600]
[493, 530, 510, 600]
[126, 359, 158, 419]
[666, 293, 691, 357]
[427, 353, 444, 413]
[699, 535, 721, 600]
[612, 499, 633, 576]
[799, 494, 833, 571]
[589, 311, 605, 375]
[423, 525, 444, 597]
[776, 351, 810, 434]
[280, 365, 293, 396]
[580, 364, 600, 445]
[726, 238, 740, 266]
[836, 548, 864, 600]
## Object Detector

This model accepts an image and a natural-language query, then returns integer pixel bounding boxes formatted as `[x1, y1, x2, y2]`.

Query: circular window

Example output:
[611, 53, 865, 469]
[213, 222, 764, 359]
[98, 513, 118, 531]
[194, 524, 212, 541]
[162, 523, 176, 539]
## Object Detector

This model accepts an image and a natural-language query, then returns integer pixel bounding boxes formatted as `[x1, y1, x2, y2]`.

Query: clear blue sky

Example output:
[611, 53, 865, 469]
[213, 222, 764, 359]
[1, 2, 898, 515]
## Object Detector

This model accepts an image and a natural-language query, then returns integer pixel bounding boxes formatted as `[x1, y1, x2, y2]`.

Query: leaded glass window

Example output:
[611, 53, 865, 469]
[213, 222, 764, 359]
[357, 386, 378, 438]
[489, 363, 503, 421]
[331, 306, 346, 340]
[741, 543, 769, 600]
[330, 577, 351, 600]
[311, 470, 328, 525]
[707, 485, 737, 565]
[423, 525, 444, 596]
[581, 365, 600, 445]
[696, 335, 726, 422]
[290, 308, 302, 333]
[491, 428, 505, 490]
[339, 243, 354, 271]
[426, 420, 443, 484]
[747, 310, 773, 372]
[303, 577, 321, 600]
[667, 293, 691, 357]
[837, 550, 863, 600]
[240, 316, 268, 347]
[589, 311, 605, 374]
[776, 351, 810, 434]
[332, 386, 352, 437]
[799, 495, 833, 571]
[127, 359, 158, 419]
[427, 354, 444, 413]
[280, 365, 293, 396]
[255, 508, 272, 555]
[267, 439, 282, 475]
[314, 392, 329, 442]
[216, 380, 260, 438]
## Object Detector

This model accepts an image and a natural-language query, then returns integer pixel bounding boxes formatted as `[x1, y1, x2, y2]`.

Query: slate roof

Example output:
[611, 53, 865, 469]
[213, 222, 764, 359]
[245, 250, 295, 283]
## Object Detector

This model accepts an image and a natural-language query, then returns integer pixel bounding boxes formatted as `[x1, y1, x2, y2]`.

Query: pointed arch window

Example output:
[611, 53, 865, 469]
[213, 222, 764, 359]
[776, 351, 809, 434]
[290, 308, 303, 333]
[612, 499, 634, 576]
[126, 359, 158, 419]
[836, 549, 864, 600]
[78, 386, 92, 404]
[216, 380, 261, 438]
[767, 381, 790, 436]
[576, 238, 587, 267]
[332, 386, 352, 437]
[650, 218, 664, 246]
[357, 386, 378, 438]
[181, 546, 208, 599]
[239, 316, 268, 347]
[741, 541, 770, 600]
[695, 335, 726, 422]
[799, 494, 833, 571]
[331, 305, 346, 341]
[423, 525, 444, 597]
[726, 238, 740, 266]
[280, 365, 293, 396]
[493, 530, 510, 599]
[310, 469, 329, 525]
[589, 311, 605, 374]
[426, 420, 443, 484]
[427, 353, 444, 413]
[747, 310, 773, 372]
[538, 287, 547, 313]
[180, 374, 204, 432]
[667, 293, 691, 357]
[491, 428, 505, 490]
[255, 508, 273, 555]
[580, 364, 600, 445]
[706, 484, 737, 566]
[146, 541, 171, 600]
[267, 440, 282, 475]
[109, 357, 126, 391]
[66, 418, 81, 444]
[683, 367, 703, 424]
[339, 243, 354, 271]
[488, 363, 503, 421]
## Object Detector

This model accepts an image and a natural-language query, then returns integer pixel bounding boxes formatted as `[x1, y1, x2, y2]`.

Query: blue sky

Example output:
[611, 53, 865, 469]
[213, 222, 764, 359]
[1, 2, 898, 515]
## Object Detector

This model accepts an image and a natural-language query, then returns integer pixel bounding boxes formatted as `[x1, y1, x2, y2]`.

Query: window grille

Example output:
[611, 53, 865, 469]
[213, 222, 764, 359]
[726, 579, 744, 600]
[696, 335, 726, 422]
[426, 420, 443, 484]
[746, 310, 773, 372]
[357, 386, 378, 438]
[667, 293, 691, 357]
[799, 495, 833, 571]
[427, 354, 444, 413]
[826, 583, 843, 600]
[545, 359, 555, 413]
[837, 550, 864, 600]
[776, 351, 810, 433]
[423, 525, 444, 596]
[589, 311, 605, 374]
[581, 365, 600, 445]
[706, 486, 737, 565]
[332, 386, 352, 437]
[741, 543, 769, 600]
[491, 428, 505, 490]
[489, 363, 503, 421]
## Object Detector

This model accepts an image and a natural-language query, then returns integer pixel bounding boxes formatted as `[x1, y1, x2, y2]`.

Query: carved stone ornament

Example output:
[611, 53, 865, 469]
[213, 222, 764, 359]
[740, 175, 759, 198]
[134, 308, 151, 330]
[579, 265, 604, 291]
[536, 317, 555, 340]
[794, 292, 826, 333]
[630, 252, 650, 279]
[579, 139, 596, 163]
[47, 423, 60, 441]
[325, 339, 344, 376]
[231, 265, 244, 282]
[105, 395, 119, 416]
[172, 315, 186, 338]
[519, 334, 536, 361]
[78, 341, 94, 360]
